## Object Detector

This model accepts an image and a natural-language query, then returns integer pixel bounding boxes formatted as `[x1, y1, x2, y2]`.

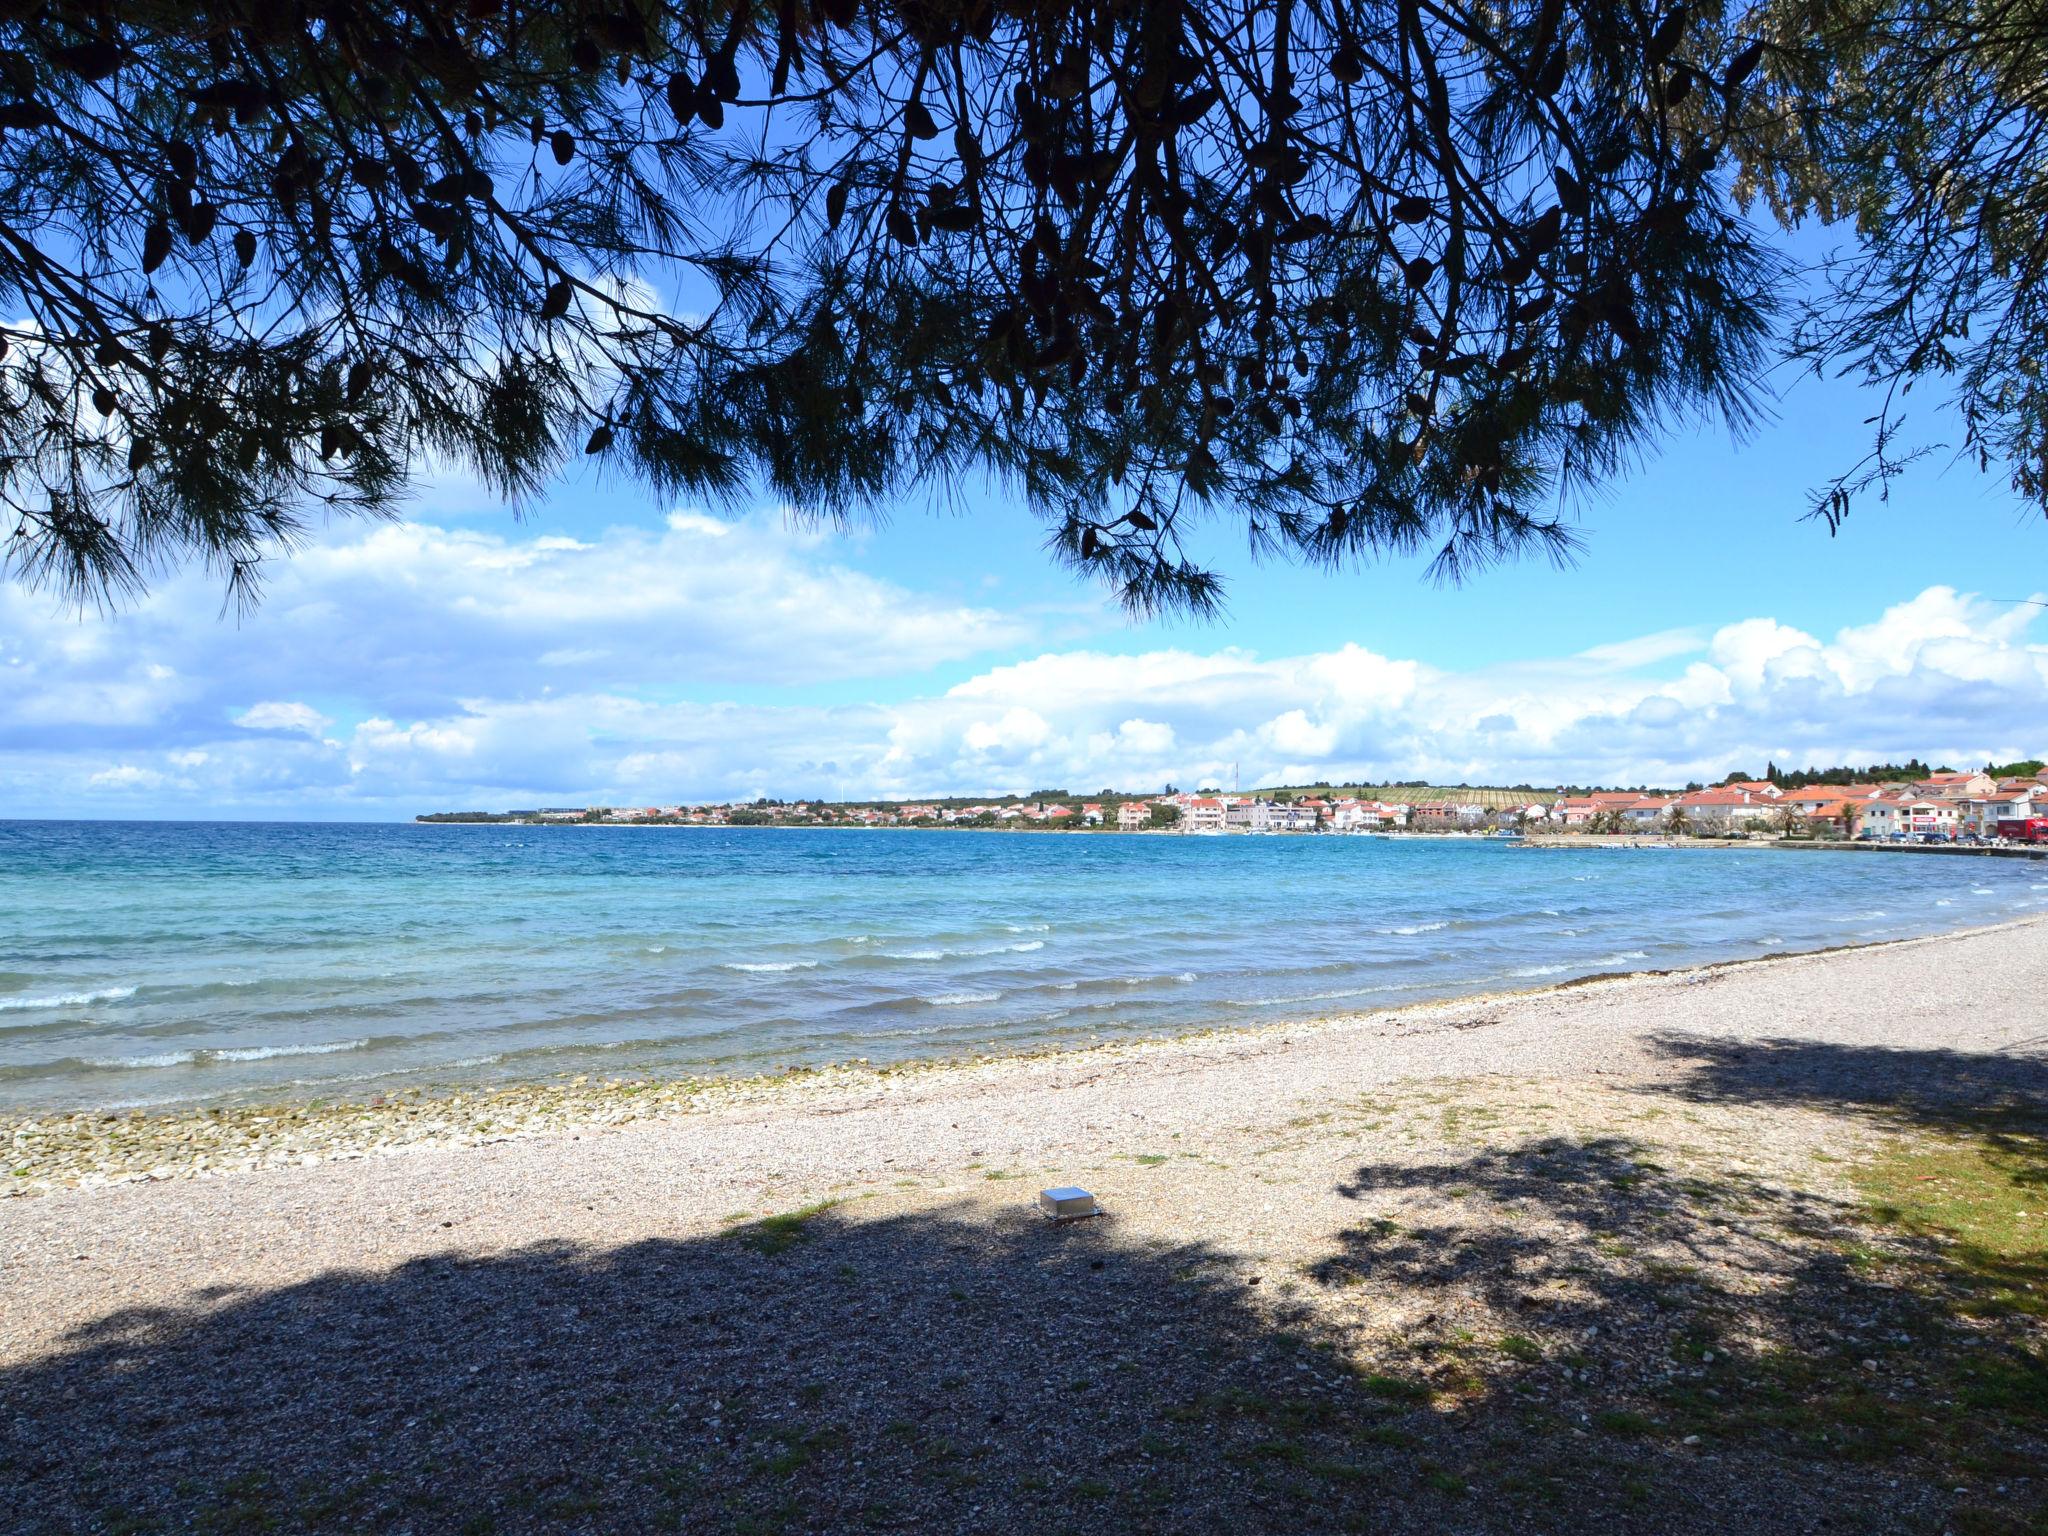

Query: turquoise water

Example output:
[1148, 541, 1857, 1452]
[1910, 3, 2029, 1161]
[1, 821, 2043, 1111]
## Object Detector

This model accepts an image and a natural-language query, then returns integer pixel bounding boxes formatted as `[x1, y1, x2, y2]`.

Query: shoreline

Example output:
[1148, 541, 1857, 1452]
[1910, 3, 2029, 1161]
[11, 910, 2044, 1198]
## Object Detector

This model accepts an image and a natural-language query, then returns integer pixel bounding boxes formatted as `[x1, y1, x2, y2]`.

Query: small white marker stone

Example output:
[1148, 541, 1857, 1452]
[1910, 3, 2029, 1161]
[1039, 1185, 1100, 1221]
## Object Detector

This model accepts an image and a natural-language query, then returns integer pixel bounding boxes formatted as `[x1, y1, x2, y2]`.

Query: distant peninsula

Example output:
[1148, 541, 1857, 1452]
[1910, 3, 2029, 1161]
[419, 759, 2047, 840]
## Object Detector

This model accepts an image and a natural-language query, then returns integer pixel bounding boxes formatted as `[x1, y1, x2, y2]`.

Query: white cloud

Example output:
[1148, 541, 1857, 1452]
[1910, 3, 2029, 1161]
[0, 510, 1026, 748]
[233, 701, 333, 735]
[86, 764, 165, 791]
[963, 707, 1052, 756]
[4, 536, 2044, 817]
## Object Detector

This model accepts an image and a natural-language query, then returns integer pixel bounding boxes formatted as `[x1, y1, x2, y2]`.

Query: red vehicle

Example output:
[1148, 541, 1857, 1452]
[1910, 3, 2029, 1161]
[1995, 818, 2048, 843]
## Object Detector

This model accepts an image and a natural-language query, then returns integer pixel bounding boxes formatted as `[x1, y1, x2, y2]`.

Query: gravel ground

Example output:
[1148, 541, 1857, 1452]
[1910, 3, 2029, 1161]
[5, 918, 2046, 1534]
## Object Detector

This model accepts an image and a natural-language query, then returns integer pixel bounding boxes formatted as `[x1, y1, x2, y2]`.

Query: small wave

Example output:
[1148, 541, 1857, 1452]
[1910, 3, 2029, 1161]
[644, 945, 668, 954]
[1936, 899, 1954, 907]
[883, 940, 1043, 960]
[1081, 972, 1197, 990]
[1224, 983, 1404, 1008]
[209, 1039, 368, 1063]
[0, 985, 137, 1013]
[1377, 921, 1447, 936]
[1537, 909, 1560, 917]
[84, 1051, 195, 1069]
[1512, 964, 1567, 977]
[721, 960, 819, 973]
[923, 989, 1001, 1006]
[1971, 887, 1996, 896]
[1599, 951, 1650, 964]
[80, 1039, 368, 1071]
[1006, 923, 1051, 933]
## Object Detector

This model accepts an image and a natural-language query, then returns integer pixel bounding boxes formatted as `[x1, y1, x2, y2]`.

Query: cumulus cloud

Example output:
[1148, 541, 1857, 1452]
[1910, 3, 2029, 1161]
[86, 764, 165, 791]
[0, 510, 1024, 749]
[3, 532, 2044, 818]
[233, 701, 333, 735]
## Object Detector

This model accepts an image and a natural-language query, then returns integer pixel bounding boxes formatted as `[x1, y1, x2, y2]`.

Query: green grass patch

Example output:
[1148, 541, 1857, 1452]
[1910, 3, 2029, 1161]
[1852, 1128, 2048, 1320]
[730, 1200, 839, 1256]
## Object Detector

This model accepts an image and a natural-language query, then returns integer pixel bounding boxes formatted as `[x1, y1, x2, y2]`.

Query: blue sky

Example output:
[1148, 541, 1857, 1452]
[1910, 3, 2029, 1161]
[5, 267, 2046, 818]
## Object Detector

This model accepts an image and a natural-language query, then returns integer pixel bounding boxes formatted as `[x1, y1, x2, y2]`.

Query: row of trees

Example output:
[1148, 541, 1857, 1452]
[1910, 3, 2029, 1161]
[2, 0, 2043, 610]
[1574, 804, 1832, 837]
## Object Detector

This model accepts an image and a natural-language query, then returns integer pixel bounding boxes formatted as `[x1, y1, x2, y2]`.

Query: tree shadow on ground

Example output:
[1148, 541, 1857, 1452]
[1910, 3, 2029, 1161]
[1645, 1033, 2048, 1141]
[1646, 1033, 2048, 1228]
[1307, 1045, 2048, 1536]
[0, 1195, 1640, 1535]
[11, 1039, 2048, 1536]
[9, 1142, 2043, 1536]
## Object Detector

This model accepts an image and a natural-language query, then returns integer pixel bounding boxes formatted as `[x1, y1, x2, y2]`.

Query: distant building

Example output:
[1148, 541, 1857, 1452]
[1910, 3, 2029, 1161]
[1670, 788, 1776, 828]
[1966, 788, 2038, 835]
[1329, 799, 1409, 831]
[1908, 774, 1990, 798]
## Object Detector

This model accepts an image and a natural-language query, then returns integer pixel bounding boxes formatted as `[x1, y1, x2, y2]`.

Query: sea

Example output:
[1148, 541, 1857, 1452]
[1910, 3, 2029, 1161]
[2, 820, 2043, 1112]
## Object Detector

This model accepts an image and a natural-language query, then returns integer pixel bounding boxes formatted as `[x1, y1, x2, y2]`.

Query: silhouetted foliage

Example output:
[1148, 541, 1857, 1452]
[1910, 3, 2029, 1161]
[0, 0, 1781, 613]
[1728, 0, 2048, 522]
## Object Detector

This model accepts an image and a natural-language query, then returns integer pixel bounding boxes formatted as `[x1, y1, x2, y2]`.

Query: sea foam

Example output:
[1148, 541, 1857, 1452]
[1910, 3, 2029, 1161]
[85, 1039, 367, 1070]
[0, 985, 137, 1012]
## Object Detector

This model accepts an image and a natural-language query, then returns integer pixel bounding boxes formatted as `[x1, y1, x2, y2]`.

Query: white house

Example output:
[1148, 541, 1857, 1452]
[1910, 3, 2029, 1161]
[1670, 788, 1778, 828]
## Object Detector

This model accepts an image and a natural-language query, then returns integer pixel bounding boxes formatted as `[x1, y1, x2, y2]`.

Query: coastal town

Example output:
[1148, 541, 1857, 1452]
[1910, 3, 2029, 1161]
[419, 762, 2048, 842]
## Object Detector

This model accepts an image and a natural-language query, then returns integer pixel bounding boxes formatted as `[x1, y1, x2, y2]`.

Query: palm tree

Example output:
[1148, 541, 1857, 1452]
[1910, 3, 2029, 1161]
[1662, 807, 1695, 838]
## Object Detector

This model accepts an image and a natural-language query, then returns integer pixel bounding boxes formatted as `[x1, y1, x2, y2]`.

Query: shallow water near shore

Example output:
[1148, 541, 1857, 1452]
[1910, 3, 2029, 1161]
[2, 820, 2043, 1111]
